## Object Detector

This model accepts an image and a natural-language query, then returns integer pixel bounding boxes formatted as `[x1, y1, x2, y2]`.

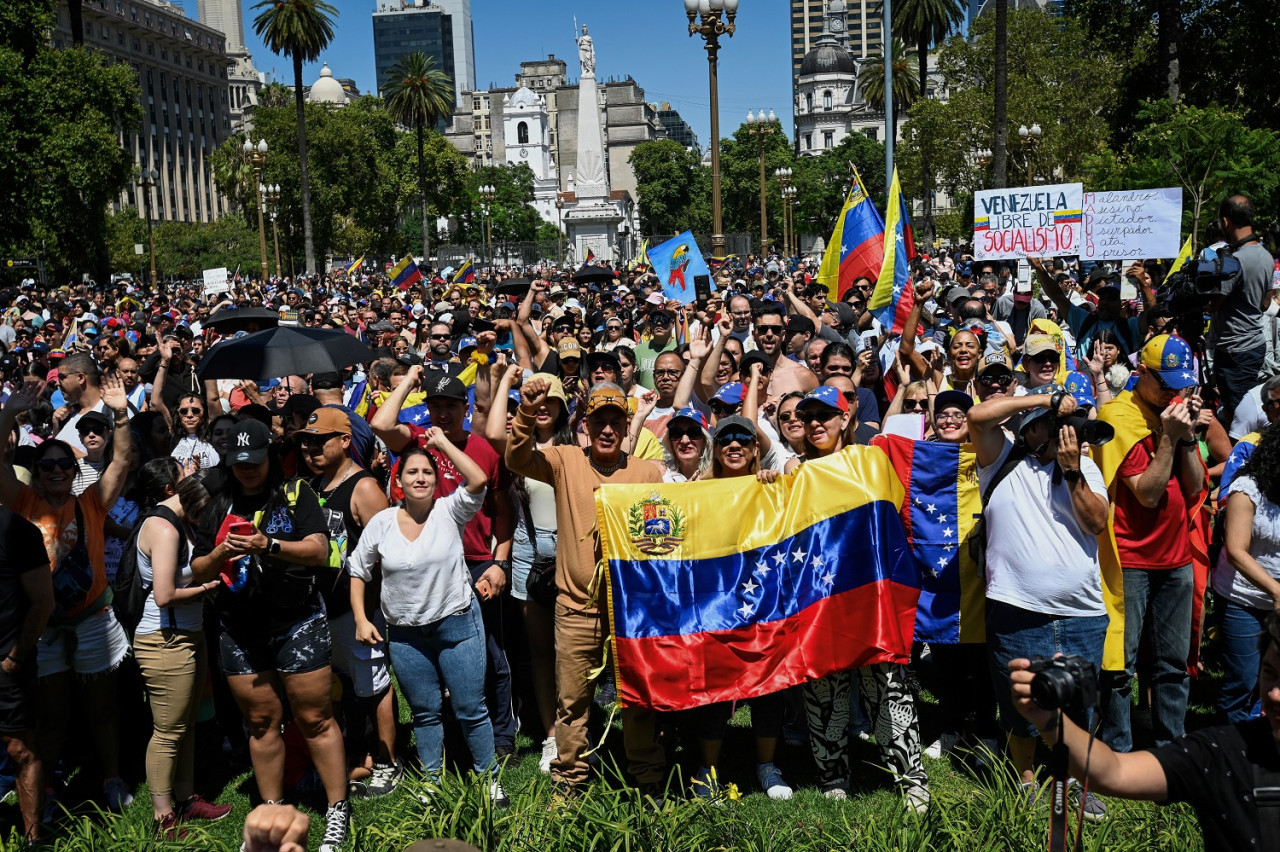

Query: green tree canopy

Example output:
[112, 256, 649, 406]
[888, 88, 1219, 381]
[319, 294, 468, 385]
[628, 140, 711, 237]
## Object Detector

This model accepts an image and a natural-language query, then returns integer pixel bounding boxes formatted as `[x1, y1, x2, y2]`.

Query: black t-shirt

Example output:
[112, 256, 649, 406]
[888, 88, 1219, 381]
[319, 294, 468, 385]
[852, 421, 879, 446]
[0, 509, 48, 652]
[194, 479, 329, 634]
[140, 353, 201, 411]
[1153, 717, 1280, 851]
[309, 469, 374, 618]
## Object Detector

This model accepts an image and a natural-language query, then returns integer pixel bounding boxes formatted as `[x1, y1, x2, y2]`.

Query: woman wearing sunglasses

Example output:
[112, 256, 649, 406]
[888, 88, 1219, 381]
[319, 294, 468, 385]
[597, 317, 635, 353]
[158, 393, 218, 471]
[794, 385, 931, 812]
[0, 374, 137, 813]
[899, 280, 983, 397]
[659, 407, 711, 482]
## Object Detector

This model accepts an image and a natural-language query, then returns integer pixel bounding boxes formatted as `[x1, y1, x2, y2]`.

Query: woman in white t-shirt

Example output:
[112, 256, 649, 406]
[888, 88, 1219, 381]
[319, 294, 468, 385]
[346, 429, 502, 801]
[1214, 425, 1280, 723]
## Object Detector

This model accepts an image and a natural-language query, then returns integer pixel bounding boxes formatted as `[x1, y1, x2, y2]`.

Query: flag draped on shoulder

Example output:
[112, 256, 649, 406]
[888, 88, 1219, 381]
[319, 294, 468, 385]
[389, 255, 425, 289]
[873, 434, 985, 644]
[817, 168, 885, 301]
[867, 167, 915, 335]
[597, 446, 919, 712]
[647, 230, 712, 305]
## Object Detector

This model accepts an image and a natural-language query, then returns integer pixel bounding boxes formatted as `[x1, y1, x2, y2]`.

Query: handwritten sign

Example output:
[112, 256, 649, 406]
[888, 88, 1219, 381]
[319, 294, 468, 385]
[202, 267, 229, 295]
[1081, 188, 1182, 260]
[974, 183, 1083, 260]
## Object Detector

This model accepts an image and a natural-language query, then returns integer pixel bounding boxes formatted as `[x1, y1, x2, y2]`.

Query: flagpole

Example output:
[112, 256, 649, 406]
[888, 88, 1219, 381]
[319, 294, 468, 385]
[883, 0, 893, 194]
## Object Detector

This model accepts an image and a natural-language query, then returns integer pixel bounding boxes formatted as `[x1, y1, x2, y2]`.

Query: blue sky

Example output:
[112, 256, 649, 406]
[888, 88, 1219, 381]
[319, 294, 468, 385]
[174, 0, 795, 147]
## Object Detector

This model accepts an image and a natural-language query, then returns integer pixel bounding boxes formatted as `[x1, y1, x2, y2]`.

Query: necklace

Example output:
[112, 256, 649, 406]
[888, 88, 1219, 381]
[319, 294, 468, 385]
[322, 460, 357, 494]
[589, 452, 626, 476]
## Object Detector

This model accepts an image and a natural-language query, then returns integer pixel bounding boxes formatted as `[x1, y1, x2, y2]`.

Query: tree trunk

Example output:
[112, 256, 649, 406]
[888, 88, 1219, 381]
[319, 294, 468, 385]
[68, 0, 83, 45]
[293, 54, 317, 276]
[918, 31, 934, 246]
[417, 123, 429, 264]
[992, 0, 1009, 189]
[1157, 0, 1181, 103]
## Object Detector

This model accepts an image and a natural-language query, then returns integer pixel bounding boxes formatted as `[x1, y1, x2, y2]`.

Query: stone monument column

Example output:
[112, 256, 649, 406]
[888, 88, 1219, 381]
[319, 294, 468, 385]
[565, 24, 623, 263]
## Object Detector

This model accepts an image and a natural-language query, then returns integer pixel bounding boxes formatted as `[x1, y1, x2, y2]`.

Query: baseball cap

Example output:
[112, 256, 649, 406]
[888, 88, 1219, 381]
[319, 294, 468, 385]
[584, 385, 628, 416]
[713, 415, 758, 443]
[455, 336, 478, 356]
[977, 352, 1014, 378]
[710, 382, 744, 406]
[423, 374, 468, 402]
[797, 384, 849, 414]
[280, 393, 321, 419]
[932, 389, 973, 416]
[945, 285, 972, 305]
[786, 315, 815, 335]
[669, 407, 709, 432]
[1139, 334, 1197, 390]
[1015, 384, 1059, 435]
[556, 338, 582, 361]
[76, 410, 112, 434]
[228, 419, 273, 465]
[1023, 333, 1059, 358]
[739, 350, 772, 377]
[530, 373, 568, 404]
[1063, 370, 1097, 408]
[297, 407, 353, 436]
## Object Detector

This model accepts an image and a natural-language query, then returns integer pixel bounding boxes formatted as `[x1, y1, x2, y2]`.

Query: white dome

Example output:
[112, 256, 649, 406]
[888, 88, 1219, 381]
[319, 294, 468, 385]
[508, 86, 540, 110]
[309, 62, 347, 105]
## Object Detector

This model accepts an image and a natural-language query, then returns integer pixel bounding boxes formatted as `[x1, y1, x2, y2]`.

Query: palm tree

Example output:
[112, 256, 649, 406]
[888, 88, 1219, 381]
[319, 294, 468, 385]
[252, 0, 338, 277]
[383, 52, 456, 265]
[992, 0, 1009, 188]
[858, 39, 920, 121]
[894, 0, 965, 242]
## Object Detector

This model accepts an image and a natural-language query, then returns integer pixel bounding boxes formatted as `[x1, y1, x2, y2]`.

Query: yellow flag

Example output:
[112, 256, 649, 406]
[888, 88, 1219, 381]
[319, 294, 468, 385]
[1168, 236, 1193, 275]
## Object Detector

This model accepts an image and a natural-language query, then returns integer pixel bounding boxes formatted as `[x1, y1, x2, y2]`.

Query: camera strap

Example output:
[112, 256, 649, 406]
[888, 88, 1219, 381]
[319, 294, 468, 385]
[1048, 710, 1071, 852]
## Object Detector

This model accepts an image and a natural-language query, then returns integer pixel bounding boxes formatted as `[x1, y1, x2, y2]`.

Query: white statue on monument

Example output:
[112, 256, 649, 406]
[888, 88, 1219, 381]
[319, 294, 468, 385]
[577, 25, 595, 76]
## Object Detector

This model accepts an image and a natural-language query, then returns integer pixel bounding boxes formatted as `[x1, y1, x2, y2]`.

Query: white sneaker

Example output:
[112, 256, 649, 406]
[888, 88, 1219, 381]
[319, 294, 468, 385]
[539, 736, 557, 774]
[318, 799, 351, 852]
[103, 777, 133, 811]
[823, 786, 848, 801]
[488, 780, 510, 808]
[905, 784, 930, 815]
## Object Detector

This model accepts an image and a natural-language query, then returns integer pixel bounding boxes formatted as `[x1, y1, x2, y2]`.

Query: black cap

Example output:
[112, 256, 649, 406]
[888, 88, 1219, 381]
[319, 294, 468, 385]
[228, 418, 272, 465]
[739, 349, 773, 376]
[423, 373, 468, 402]
[785, 315, 815, 335]
[281, 393, 321, 419]
[310, 371, 344, 391]
[75, 410, 112, 433]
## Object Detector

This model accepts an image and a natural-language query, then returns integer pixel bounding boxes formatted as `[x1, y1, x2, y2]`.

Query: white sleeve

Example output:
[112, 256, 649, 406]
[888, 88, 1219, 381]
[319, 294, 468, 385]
[446, 485, 486, 525]
[1227, 474, 1261, 508]
[1230, 388, 1264, 441]
[1080, 457, 1109, 503]
[346, 512, 385, 582]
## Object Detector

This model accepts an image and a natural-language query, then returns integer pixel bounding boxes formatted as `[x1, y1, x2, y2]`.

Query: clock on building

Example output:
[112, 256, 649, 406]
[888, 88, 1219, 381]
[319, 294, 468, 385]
[519, 147, 528, 158]
[830, 16, 845, 32]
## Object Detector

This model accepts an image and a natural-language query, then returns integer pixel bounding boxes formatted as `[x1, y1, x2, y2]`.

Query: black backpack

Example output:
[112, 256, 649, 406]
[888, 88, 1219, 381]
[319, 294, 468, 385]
[112, 505, 188, 635]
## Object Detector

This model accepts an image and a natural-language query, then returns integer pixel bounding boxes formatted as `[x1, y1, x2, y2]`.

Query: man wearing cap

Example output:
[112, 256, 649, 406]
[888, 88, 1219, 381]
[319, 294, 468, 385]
[968, 383, 1111, 806]
[505, 379, 665, 795]
[975, 353, 1017, 402]
[296, 408, 403, 797]
[633, 309, 679, 390]
[1094, 335, 1209, 754]
[370, 365, 516, 757]
[1032, 257, 1141, 361]
[1017, 333, 1063, 392]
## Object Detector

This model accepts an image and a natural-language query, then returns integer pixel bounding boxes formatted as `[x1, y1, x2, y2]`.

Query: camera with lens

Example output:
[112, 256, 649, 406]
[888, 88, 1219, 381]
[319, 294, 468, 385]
[1055, 411, 1114, 447]
[1028, 655, 1099, 712]
[1157, 252, 1242, 314]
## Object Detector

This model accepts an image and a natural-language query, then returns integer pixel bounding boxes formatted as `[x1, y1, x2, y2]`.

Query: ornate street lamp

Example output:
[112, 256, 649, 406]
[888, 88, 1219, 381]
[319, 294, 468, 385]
[685, 0, 738, 260]
[554, 195, 565, 267]
[263, 183, 282, 280]
[1018, 124, 1042, 186]
[136, 168, 159, 286]
[479, 183, 496, 268]
[747, 109, 777, 258]
[242, 137, 269, 283]
[774, 166, 793, 258]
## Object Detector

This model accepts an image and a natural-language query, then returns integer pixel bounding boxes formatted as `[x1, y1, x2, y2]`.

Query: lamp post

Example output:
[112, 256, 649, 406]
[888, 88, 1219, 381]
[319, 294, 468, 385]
[554, 195, 565, 267]
[136, 168, 159, 286]
[242, 137, 269, 283]
[747, 109, 777, 258]
[783, 184, 797, 259]
[686, 0, 738, 261]
[774, 166, 793, 258]
[263, 183, 282, 280]
[1017, 124, 1041, 186]
[479, 183, 496, 268]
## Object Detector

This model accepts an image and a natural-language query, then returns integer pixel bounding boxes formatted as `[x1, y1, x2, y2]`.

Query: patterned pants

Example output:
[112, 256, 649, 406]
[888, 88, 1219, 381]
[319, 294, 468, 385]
[802, 662, 927, 792]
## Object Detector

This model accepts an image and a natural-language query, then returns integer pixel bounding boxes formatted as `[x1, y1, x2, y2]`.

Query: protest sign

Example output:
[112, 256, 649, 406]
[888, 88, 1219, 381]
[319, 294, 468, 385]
[973, 183, 1082, 260]
[1081, 188, 1182, 260]
[202, 267, 229, 295]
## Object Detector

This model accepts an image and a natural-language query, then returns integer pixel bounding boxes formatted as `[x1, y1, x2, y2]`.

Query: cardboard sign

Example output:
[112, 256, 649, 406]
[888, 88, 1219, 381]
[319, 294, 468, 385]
[202, 267, 229, 295]
[974, 183, 1083, 260]
[1081, 188, 1182, 260]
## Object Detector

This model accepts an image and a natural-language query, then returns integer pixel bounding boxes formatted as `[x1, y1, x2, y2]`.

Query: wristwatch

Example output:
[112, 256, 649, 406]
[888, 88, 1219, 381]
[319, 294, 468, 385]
[1061, 468, 1083, 485]
[1049, 390, 1066, 414]
[267, 537, 282, 556]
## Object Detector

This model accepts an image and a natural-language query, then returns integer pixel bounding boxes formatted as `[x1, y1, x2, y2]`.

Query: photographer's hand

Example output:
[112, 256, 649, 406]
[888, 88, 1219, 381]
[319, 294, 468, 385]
[1008, 658, 1058, 742]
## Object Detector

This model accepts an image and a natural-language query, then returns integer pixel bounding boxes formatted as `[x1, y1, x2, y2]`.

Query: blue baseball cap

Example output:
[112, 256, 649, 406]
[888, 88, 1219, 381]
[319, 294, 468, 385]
[798, 384, 850, 414]
[1139, 334, 1197, 390]
[456, 335, 478, 356]
[669, 407, 709, 432]
[710, 382, 744, 406]
[1063, 370, 1096, 408]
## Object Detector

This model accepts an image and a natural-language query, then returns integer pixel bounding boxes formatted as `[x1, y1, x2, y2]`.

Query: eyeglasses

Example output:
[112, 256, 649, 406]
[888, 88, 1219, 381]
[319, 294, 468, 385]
[299, 433, 339, 448]
[429, 333, 451, 340]
[178, 407, 203, 417]
[902, 399, 926, 412]
[709, 401, 740, 415]
[729, 310, 753, 319]
[934, 411, 967, 423]
[37, 457, 76, 472]
[797, 409, 840, 424]
[714, 433, 755, 446]
[653, 369, 682, 378]
[755, 325, 784, 336]
[777, 411, 798, 424]
[668, 425, 704, 441]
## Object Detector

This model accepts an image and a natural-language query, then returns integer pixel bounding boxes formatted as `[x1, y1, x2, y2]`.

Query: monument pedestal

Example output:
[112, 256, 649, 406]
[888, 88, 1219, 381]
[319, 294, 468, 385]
[565, 203, 622, 264]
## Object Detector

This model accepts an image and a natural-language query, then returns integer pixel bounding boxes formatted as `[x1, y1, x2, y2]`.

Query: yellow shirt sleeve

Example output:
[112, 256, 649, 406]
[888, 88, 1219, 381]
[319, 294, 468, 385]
[633, 427, 665, 461]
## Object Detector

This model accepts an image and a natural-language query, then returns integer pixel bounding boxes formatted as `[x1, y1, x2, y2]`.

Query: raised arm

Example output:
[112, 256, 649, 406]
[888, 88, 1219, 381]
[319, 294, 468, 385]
[968, 389, 1077, 468]
[698, 316, 734, 402]
[898, 280, 934, 380]
[505, 376, 556, 483]
[1029, 256, 1073, 320]
[743, 361, 773, 456]
[469, 332, 498, 439]
[0, 377, 44, 507]
[485, 363, 524, 456]
[674, 323, 712, 410]
[423, 427, 488, 494]
[94, 373, 134, 508]
[369, 363, 423, 453]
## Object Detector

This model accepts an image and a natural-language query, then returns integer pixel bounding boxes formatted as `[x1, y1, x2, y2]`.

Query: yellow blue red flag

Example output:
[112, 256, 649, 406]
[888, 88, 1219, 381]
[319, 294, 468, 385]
[867, 167, 915, 335]
[452, 257, 475, 284]
[389, 254, 424, 289]
[1168, 236, 1194, 275]
[817, 168, 885, 301]
[344, 255, 365, 277]
[597, 446, 919, 711]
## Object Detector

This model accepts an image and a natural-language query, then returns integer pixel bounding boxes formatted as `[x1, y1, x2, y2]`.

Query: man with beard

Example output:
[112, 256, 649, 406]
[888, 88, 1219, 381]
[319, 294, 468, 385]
[752, 304, 817, 397]
[422, 322, 461, 377]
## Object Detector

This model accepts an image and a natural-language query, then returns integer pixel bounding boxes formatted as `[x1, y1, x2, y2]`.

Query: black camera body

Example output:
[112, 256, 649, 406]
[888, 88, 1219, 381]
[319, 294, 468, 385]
[1157, 252, 1242, 314]
[1028, 654, 1099, 712]
[1056, 411, 1114, 447]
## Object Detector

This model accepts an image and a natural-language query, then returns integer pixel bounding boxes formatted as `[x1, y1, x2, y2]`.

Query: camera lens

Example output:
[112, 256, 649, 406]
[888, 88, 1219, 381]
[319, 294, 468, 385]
[1031, 668, 1077, 711]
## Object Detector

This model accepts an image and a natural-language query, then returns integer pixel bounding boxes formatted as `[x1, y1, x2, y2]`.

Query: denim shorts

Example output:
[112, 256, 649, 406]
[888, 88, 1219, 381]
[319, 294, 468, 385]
[220, 609, 331, 676]
[985, 598, 1107, 739]
[511, 524, 557, 603]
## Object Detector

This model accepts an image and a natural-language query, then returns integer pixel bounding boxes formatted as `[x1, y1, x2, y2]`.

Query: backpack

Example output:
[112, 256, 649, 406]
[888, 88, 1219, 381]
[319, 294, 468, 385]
[112, 505, 187, 635]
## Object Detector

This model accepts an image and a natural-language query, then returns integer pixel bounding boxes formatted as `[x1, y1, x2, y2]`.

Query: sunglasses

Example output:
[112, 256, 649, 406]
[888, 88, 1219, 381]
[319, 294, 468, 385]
[429, 333, 451, 340]
[37, 457, 76, 472]
[178, 407, 203, 416]
[755, 325, 784, 336]
[797, 408, 840, 424]
[1262, 397, 1280, 410]
[714, 432, 755, 446]
[668, 425, 704, 441]
[709, 401, 739, 415]
[299, 433, 339, 448]
[902, 399, 926, 412]
[777, 411, 798, 424]
[1027, 352, 1059, 364]
[77, 421, 108, 436]
[979, 373, 1013, 387]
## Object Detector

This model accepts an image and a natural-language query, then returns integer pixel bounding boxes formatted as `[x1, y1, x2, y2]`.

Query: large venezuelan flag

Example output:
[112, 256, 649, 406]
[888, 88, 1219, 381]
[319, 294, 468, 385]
[597, 446, 920, 712]
[867, 167, 915, 335]
[873, 434, 985, 644]
[817, 168, 885, 302]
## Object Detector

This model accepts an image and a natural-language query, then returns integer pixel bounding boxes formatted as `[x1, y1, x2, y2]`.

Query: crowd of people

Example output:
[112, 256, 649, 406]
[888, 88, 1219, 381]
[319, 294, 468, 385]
[0, 193, 1276, 851]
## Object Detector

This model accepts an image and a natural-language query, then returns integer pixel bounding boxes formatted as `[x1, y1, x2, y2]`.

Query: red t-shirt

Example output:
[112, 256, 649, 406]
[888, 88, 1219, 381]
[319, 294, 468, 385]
[1111, 435, 1195, 570]
[404, 426, 506, 563]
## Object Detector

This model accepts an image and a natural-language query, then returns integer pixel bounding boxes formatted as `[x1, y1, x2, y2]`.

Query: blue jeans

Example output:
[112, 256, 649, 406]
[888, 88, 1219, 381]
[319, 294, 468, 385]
[1100, 565, 1193, 752]
[985, 599, 1107, 740]
[387, 598, 495, 775]
[1216, 598, 1268, 724]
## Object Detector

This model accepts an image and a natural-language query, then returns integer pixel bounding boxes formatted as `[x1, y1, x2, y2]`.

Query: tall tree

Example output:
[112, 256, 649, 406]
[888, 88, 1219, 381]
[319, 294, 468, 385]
[894, 0, 965, 243]
[382, 52, 455, 264]
[857, 39, 920, 119]
[992, 0, 1008, 187]
[1157, 0, 1180, 102]
[252, 0, 338, 277]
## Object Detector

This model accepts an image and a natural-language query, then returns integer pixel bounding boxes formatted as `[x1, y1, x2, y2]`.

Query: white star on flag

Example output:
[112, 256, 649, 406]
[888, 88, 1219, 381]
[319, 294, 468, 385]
[738, 602, 754, 618]
[812, 554, 825, 568]
[913, 497, 923, 506]
[820, 571, 836, 587]
[754, 561, 770, 576]
[772, 551, 786, 566]
[926, 504, 936, 514]
[936, 556, 948, 568]
[936, 514, 948, 523]
[943, 527, 953, 538]
[742, 578, 759, 595]
[943, 544, 954, 552]
[792, 549, 808, 563]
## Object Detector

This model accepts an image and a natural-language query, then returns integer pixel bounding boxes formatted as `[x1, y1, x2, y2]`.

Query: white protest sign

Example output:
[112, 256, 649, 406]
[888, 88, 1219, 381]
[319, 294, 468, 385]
[973, 182, 1083, 260]
[202, 267, 229, 295]
[1080, 187, 1182, 260]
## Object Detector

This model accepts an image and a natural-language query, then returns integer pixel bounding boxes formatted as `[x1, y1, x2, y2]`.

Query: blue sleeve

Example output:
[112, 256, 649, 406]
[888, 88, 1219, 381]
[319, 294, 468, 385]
[1066, 304, 1089, 336]
[1218, 441, 1255, 509]
[857, 387, 881, 424]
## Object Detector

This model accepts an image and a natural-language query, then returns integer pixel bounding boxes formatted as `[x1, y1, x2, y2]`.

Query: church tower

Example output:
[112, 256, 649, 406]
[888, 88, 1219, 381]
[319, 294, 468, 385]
[502, 87, 559, 224]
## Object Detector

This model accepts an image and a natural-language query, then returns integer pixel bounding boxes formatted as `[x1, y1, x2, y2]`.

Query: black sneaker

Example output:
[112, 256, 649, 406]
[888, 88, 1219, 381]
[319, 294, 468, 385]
[366, 760, 404, 797]
[318, 799, 351, 852]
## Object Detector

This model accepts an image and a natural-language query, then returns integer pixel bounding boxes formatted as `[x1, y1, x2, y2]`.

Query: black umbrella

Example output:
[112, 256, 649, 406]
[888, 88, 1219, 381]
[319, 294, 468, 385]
[197, 326, 374, 381]
[572, 265, 616, 284]
[202, 306, 280, 335]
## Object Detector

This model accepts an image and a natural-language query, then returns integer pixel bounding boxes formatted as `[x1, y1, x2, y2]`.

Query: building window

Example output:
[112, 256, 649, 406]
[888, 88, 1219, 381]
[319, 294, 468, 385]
[823, 130, 834, 148]
[864, 127, 878, 141]
[823, 91, 832, 111]
[805, 93, 812, 113]
[517, 121, 529, 144]
[804, 133, 813, 150]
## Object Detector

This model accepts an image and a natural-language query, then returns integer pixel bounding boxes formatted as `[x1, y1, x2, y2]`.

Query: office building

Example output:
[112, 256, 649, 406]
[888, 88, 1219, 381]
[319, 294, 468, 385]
[53, 0, 233, 223]
[372, 0, 475, 111]
[791, 0, 883, 107]
[653, 103, 700, 154]
[196, 0, 262, 132]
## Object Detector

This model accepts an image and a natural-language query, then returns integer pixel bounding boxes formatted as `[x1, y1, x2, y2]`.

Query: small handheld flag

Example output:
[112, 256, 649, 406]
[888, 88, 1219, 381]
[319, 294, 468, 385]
[867, 168, 915, 335]
[452, 257, 476, 284]
[585, 247, 596, 264]
[388, 255, 424, 290]
[344, 255, 365, 277]
[1168, 236, 1194, 275]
